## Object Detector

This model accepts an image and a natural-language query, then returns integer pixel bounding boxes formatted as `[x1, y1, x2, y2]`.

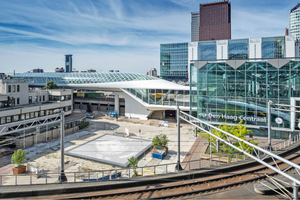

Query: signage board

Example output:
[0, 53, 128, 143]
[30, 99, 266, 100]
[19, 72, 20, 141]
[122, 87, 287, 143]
[275, 117, 283, 125]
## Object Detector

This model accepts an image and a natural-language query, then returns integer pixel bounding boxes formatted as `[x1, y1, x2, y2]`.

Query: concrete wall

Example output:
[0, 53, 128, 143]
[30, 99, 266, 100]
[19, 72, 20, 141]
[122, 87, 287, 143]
[15, 126, 79, 149]
[118, 91, 152, 120]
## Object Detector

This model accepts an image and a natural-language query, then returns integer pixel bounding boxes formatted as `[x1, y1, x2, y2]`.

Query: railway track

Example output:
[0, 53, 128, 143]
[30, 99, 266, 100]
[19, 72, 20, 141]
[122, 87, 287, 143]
[27, 149, 300, 200]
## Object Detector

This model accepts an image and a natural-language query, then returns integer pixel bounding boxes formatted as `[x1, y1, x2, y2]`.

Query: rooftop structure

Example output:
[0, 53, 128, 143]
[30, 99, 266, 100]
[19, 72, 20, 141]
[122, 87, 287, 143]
[12, 72, 190, 120]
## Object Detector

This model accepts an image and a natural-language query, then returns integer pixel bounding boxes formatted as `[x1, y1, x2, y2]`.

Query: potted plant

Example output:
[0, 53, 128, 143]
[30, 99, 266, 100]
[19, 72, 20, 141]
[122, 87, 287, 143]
[11, 149, 27, 174]
[128, 156, 139, 177]
[161, 134, 169, 154]
[152, 134, 168, 155]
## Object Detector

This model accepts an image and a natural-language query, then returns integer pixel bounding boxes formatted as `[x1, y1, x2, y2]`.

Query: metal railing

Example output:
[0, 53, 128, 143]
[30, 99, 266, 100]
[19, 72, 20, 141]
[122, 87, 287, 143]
[1, 133, 299, 187]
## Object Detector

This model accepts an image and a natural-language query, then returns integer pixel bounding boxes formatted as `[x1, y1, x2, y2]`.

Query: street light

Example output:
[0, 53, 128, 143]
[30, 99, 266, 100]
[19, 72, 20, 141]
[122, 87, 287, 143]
[267, 101, 273, 150]
[54, 109, 67, 182]
[176, 106, 183, 171]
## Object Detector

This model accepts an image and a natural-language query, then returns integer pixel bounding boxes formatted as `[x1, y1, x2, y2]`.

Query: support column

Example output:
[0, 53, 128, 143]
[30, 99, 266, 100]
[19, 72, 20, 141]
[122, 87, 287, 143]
[114, 94, 119, 115]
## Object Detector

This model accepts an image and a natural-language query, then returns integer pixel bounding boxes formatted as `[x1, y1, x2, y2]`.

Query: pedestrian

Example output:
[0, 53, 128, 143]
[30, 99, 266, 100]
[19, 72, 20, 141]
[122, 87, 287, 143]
[139, 129, 141, 136]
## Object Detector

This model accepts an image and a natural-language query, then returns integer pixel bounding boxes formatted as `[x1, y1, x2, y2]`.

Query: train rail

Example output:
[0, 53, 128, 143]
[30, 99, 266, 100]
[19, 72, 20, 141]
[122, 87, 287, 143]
[27, 148, 300, 200]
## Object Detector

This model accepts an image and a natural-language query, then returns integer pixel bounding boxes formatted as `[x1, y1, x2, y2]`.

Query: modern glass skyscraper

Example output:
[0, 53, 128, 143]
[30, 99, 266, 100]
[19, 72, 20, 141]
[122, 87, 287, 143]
[160, 43, 188, 81]
[65, 55, 73, 72]
[191, 12, 199, 42]
[199, 1, 231, 41]
[289, 3, 300, 40]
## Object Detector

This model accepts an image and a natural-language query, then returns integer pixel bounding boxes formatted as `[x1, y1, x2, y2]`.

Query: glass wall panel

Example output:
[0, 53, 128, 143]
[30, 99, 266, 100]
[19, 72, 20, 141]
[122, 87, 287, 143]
[198, 41, 216, 60]
[228, 39, 249, 59]
[262, 36, 285, 58]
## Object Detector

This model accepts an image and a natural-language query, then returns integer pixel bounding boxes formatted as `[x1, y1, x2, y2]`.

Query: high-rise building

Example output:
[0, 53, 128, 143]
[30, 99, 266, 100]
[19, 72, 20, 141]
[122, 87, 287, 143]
[65, 55, 73, 72]
[199, 1, 231, 41]
[289, 3, 300, 40]
[147, 68, 157, 77]
[160, 43, 188, 81]
[191, 12, 200, 42]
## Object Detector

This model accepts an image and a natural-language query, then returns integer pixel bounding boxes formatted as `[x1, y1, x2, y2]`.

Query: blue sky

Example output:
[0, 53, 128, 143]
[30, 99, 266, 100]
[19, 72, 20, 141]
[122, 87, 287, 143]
[0, 0, 298, 74]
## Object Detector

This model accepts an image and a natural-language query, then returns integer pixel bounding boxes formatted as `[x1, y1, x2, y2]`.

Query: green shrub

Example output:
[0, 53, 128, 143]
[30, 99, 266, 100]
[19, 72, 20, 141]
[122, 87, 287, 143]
[11, 149, 27, 168]
[152, 134, 168, 148]
[128, 156, 138, 177]
[79, 121, 89, 129]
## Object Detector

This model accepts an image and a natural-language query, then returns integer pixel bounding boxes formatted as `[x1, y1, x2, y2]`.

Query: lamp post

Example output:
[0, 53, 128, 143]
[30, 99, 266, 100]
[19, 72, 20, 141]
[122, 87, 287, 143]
[267, 101, 273, 150]
[54, 109, 67, 182]
[176, 106, 183, 171]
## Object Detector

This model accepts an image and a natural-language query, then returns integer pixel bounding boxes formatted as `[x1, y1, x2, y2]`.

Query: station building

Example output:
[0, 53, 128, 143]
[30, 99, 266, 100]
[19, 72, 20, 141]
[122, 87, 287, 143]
[189, 36, 300, 139]
[12, 72, 190, 120]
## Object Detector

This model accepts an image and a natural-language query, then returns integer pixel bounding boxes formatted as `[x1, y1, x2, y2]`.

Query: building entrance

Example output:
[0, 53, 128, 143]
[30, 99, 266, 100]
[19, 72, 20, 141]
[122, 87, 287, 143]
[165, 110, 176, 118]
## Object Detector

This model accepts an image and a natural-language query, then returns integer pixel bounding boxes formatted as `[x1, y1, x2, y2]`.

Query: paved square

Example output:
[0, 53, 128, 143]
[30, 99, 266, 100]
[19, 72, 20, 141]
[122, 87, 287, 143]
[65, 134, 152, 167]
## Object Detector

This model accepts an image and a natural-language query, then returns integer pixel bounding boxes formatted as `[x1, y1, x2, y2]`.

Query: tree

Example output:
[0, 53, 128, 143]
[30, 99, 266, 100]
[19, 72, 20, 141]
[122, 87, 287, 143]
[128, 156, 138, 177]
[200, 121, 258, 154]
[43, 81, 58, 89]
[11, 149, 27, 168]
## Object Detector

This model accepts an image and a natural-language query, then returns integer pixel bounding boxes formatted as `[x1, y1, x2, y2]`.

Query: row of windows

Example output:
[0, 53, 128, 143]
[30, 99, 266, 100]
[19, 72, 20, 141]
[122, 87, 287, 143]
[0, 106, 71, 125]
[48, 95, 71, 101]
[8, 85, 20, 93]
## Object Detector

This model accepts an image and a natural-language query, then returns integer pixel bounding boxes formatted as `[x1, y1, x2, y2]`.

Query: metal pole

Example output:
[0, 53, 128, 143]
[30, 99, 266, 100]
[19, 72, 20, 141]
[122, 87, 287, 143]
[175, 106, 183, 171]
[195, 127, 197, 137]
[268, 101, 272, 150]
[293, 182, 298, 200]
[59, 110, 67, 182]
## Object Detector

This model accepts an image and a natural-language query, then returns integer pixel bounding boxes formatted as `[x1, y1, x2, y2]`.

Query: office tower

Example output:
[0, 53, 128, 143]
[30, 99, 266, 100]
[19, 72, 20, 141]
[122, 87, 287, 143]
[289, 3, 300, 40]
[191, 12, 200, 42]
[65, 55, 73, 72]
[199, 1, 231, 41]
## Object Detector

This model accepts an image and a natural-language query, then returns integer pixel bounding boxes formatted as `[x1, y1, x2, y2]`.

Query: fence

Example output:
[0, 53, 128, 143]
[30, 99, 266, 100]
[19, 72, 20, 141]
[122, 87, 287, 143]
[1, 133, 299, 186]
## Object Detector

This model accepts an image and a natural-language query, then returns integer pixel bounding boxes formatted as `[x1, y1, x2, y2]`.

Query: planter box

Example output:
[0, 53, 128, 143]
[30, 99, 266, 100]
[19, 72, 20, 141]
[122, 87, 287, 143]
[152, 149, 165, 159]
[13, 165, 26, 174]
[153, 147, 168, 155]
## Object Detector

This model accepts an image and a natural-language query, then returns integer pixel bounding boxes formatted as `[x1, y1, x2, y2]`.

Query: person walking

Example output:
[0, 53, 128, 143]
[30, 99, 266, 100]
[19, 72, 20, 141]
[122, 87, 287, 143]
[139, 129, 141, 137]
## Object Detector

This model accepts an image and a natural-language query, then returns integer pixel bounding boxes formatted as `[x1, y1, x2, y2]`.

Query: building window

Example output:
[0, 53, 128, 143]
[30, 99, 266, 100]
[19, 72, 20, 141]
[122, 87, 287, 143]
[26, 113, 30, 119]
[6, 116, 11, 123]
[12, 85, 15, 92]
[8, 85, 11, 92]
[39, 96, 41, 102]
[17, 85, 20, 92]
[35, 112, 39, 117]
[45, 110, 49, 115]
[13, 115, 19, 122]
[43, 95, 45, 101]
[21, 114, 25, 120]
[30, 112, 34, 118]
[29, 96, 32, 104]
[40, 110, 45, 116]
[17, 98, 20, 105]
[0, 117, 5, 124]
[61, 96, 65, 101]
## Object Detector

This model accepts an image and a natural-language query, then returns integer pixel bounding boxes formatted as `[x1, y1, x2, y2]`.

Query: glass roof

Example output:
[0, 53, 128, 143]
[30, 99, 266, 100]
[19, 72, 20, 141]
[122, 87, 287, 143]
[12, 72, 158, 85]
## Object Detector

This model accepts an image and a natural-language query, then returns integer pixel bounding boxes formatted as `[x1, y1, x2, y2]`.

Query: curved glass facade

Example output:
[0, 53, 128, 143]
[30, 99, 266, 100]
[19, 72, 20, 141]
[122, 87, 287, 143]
[12, 72, 158, 85]
[190, 59, 300, 139]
